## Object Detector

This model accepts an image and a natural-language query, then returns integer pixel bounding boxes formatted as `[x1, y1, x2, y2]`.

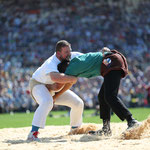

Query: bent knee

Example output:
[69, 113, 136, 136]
[73, 100, 84, 109]
[41, 99, 53, 109]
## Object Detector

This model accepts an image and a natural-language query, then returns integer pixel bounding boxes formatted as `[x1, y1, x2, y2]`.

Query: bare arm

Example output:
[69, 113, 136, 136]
[50, 72, 77, 84]
[49, 72, 78, 102]
[46, 83, 65, 92]
[53, 83, 74, 103]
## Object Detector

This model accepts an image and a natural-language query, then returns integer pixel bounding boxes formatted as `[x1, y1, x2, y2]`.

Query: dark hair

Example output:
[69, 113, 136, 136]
[55, 40, 71, 52]
[57, 60, 70, 73]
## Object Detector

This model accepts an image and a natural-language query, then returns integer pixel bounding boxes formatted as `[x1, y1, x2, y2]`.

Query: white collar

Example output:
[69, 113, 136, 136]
[53, 53, 61, 64]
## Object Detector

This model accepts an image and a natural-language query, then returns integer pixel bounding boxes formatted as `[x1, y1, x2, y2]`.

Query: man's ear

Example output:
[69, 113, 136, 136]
[56, 51, 61, 57]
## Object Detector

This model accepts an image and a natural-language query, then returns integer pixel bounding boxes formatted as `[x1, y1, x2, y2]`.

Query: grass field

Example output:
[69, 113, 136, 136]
[0, 108, 150, 129]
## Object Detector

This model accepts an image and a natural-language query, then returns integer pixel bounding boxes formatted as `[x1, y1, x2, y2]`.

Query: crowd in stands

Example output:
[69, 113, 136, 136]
[0, 0, 150, 113]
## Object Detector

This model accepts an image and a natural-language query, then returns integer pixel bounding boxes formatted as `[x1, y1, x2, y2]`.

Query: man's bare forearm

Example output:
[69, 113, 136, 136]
[46, 83, 65, 92]
[50, 72, 77, 84]
[53, 83, 74, 102]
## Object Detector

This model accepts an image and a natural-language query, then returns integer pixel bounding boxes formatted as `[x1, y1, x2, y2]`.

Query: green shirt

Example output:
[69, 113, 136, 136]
[65, 52, 104, 78]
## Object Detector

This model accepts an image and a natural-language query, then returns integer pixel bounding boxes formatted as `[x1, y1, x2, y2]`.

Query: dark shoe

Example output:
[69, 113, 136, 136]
[127, 119, 141, 130]
[89, 127, 112, 136]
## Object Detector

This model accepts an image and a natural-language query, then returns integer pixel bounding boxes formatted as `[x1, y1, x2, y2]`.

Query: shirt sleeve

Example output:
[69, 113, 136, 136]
[45, 61, 59, 75]
[45, 65, 59, 75]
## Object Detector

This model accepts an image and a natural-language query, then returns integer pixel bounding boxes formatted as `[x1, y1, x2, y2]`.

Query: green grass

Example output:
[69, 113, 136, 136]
[0, 108, 150, 129]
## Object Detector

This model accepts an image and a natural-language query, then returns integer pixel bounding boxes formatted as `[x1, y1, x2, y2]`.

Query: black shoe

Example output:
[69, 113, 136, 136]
[89, 127, 112, 136]
[127, 119, 141, 130]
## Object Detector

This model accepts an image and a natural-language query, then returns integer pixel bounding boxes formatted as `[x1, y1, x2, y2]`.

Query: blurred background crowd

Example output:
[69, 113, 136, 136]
[0, 0, 150, 113]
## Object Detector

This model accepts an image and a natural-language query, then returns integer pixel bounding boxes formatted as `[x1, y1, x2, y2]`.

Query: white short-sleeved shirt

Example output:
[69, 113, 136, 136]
[32, 52, 83, 84]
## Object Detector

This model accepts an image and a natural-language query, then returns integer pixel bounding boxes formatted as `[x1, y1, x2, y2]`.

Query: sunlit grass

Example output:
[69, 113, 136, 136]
[0, 108, 149, 129]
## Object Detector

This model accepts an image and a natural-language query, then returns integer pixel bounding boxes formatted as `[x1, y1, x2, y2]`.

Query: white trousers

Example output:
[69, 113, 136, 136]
[32, 84, 84, 128]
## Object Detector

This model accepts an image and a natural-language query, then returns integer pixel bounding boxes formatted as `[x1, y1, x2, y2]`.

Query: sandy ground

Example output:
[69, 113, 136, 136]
[0, 118, 150, 150]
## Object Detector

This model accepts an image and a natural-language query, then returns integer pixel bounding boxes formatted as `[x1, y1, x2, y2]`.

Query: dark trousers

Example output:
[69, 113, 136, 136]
[98, 70, 132, 121]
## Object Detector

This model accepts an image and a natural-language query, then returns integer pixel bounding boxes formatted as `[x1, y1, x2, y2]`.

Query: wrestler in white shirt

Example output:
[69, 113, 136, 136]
[27, 40, 84, 141]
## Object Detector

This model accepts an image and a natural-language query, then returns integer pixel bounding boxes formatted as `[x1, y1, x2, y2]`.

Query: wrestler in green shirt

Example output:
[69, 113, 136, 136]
[58, 52, 109, 78]
[57, 49, 140, 137]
